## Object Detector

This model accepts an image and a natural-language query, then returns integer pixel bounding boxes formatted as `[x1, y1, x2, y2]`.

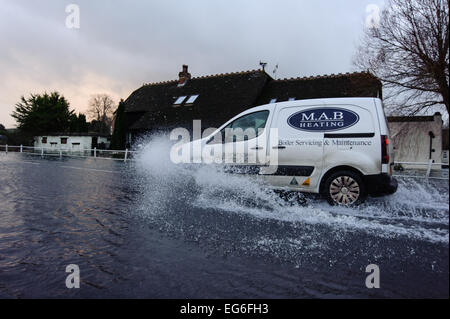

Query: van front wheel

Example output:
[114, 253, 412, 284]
[323, 171, 367, 206]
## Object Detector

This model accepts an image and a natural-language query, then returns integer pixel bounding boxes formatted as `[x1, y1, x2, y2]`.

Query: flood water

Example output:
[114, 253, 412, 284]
[0, 137, 448, 298]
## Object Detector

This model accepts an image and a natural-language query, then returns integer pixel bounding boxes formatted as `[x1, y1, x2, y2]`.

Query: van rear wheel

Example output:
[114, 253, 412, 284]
[323, 170, 367, 206]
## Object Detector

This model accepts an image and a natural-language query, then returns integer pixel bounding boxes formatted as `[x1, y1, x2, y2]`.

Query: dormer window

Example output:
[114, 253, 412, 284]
[185, 95, 199, 104]
[173, 96, 187, 105]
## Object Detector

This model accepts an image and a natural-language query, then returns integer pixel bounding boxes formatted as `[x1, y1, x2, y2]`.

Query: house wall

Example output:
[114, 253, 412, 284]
[388, 113, 443, 170]
[34, 136, 111, 151]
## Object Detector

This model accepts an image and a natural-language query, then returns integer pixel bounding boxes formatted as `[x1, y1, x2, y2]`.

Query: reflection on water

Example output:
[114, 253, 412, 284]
[0, 148, 448, 298]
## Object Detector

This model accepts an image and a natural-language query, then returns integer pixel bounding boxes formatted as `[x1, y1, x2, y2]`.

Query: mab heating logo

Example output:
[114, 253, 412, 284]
[287, 107, 359, 132]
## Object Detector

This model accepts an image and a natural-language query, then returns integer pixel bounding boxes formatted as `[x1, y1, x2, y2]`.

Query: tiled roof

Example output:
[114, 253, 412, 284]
[255, 71, 381, 105]
[35, 132, 111, 137]
[141, 69, 263, 86]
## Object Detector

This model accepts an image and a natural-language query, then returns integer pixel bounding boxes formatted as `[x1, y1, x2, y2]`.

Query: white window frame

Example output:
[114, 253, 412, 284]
[185, 95, 199, 104]
[173, 96, 187, 105]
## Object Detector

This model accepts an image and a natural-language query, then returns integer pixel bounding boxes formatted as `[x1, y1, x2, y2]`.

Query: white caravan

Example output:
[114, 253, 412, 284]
[180, 97, 398, 205]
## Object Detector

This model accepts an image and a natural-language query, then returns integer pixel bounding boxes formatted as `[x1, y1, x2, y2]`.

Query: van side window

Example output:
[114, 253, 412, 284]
[207, 111, 269, 144]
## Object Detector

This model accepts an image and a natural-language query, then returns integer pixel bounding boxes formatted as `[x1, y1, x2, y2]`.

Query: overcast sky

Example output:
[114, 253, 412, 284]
[0, 0, 384, 128]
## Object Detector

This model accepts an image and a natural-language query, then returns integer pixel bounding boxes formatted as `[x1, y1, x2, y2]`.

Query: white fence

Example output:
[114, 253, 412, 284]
[1, 144, 448, 179]
[0, 144, 134, 162]
[393, 160, 448, 180]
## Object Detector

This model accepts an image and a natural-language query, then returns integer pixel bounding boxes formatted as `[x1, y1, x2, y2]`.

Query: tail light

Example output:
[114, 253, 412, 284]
[381, 135, 389, 164]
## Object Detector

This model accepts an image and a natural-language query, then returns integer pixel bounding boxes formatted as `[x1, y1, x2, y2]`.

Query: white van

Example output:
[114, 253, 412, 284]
[180, 97, 398, 205]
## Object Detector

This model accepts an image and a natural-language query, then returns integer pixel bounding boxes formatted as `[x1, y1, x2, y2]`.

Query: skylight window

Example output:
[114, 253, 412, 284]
[173, 96, 187, 105]
[269, 98, 277, 104]
[185, 95, 199, 104]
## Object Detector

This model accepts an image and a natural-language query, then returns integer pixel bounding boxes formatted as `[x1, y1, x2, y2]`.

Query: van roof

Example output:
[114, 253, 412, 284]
[247, 97, 379, 112]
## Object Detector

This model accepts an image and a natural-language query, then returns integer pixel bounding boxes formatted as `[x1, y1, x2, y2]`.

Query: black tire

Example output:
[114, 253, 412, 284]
[322, 170, 367, 206]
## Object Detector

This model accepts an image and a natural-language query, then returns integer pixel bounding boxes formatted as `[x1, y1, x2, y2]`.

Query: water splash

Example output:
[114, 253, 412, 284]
[133, 135, 449, 244]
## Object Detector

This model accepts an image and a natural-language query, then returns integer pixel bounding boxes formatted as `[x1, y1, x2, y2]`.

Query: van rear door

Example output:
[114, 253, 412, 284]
[374, 98, 394, 175]
[322, 101, 379, 176]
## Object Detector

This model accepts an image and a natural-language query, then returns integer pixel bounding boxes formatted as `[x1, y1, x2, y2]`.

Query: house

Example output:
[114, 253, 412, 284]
[387, 113, 444, 169]
[123, 65, 382, 145]
[34, 133, 111, 151]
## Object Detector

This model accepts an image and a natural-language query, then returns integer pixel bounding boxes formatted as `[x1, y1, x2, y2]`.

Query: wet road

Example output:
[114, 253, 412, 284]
[0, 149, 448, 298]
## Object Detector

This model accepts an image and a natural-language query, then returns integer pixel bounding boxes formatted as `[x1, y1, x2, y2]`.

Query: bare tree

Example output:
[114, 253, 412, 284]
[354, 0, 449, 116]
[87, 94, 115, 133]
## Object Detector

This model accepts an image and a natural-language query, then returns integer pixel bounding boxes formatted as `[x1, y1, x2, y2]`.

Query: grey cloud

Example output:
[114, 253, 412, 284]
[0, 0, 383, 127]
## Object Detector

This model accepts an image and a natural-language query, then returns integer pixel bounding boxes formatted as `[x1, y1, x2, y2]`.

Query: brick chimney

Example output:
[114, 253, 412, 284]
[178, 64, 191, 86]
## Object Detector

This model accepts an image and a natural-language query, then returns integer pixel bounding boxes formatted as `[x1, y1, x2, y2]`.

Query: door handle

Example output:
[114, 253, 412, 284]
[272, 146, 286, 149]
[250, 146, 264, 150]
